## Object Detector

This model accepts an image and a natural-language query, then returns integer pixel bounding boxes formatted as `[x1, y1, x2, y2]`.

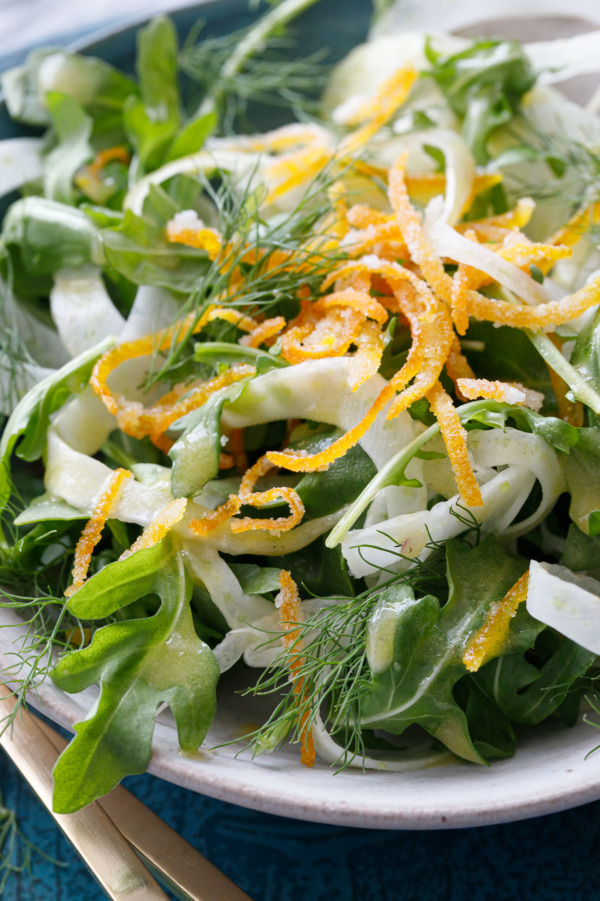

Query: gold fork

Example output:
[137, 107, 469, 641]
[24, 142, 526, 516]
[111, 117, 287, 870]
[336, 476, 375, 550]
[0, 684, 253, 901]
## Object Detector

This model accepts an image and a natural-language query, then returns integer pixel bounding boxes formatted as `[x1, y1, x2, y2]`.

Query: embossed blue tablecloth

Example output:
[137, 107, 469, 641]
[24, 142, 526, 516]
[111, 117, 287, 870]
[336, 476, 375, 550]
[3, 742, 600, 901]
[3, 12, 600, 901]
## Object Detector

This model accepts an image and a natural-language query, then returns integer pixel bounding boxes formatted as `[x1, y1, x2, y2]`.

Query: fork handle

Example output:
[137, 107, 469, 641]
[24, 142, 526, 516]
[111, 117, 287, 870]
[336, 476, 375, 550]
[0, 685, 169, 901]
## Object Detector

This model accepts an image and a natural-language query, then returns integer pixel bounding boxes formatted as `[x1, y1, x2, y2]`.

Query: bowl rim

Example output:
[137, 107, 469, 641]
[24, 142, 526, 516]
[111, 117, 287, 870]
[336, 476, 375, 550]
[4, 1, 600, 830]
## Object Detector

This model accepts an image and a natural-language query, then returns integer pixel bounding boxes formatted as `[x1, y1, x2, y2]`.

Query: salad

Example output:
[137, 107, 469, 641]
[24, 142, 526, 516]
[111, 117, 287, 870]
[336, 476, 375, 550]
[3, 0, 600, 814]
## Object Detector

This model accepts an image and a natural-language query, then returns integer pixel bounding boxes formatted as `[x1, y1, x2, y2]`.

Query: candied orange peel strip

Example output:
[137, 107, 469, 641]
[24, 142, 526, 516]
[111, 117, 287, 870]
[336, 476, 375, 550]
[240, 316, 286, 348]
[463, 571, 529, 672]
[188, 455, 304, 536]
[455, 197, 535, 236]
[457, 378, 544, 412]
[269, 259, 455, 474]
[231, 455, 305, 534]
[166, 223, 224, 260]
[189, 495, 243, 535]
[347, 320, 386, 391]
[317, 287, 388, 325]
[66, 468, 132, 596]
[340, 66, 418, 155]
[276, 570, 315, 768]
[445, 334, 475, 400]
[426, 381, 483, 507]
[280, 306, 363, 365]
[120, 498, 188, 560]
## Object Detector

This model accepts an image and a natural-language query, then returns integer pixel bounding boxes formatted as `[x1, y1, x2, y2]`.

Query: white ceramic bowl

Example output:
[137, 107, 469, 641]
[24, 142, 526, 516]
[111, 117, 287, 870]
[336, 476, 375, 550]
[4, 1, 600, 829]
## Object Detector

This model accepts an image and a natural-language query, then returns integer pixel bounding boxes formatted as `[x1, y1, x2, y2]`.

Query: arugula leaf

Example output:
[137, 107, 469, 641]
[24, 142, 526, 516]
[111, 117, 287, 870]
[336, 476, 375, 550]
[571, 307, 600, 426]
[13, 492, 86, 526]
[2, 197, 104, 294]
[51, 540, 219, 812]
[453, 677, 516, 760]
[0, 339, 113, 511]
[169, 379, 251, 498]
[464, 321, 554, 403]
[273, 536, 354, 597]
[43, 93, 93, 204]
[562, 524, 600, 572]
[165, 112, 217, 163]
[359, 537, 529, 762]
[425, 38, 536, 163]
[560, 428, 600, 535]
[100, 207, 210, 292]
[2, 48, 137, 129]
[475, 628, 596, 725]
[293, 429, 377, 519]
[123, 17, 180, 169]
[229, 562, 282, 595]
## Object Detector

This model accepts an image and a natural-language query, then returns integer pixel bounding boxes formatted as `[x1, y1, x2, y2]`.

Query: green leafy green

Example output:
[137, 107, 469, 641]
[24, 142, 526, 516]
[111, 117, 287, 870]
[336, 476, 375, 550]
[571, 307, 600, 426]
[123, 17, 180, 169]
[0, 339, 113, 511]
[359, 537, 529, 762]
[51, 539, 219, 813]
[169, 379, 251, 498]
[2, 197, 104, 294]
[43, 93, 93, 204]
[1, 48, 137, 129]
[194, 341, 288, 370]
[425, 38, 536, 163]
[562, 523, 600, 572]
[475, 628, 596, 725]
[464, 321, 554, 403]
[229, 562, 282, 595]
[100, 207, 210, 292]
[293, 429, 377, 519]
[165, 112, 217, 163]
[560, 428, 600, 535]
[453, 677, 516, 760]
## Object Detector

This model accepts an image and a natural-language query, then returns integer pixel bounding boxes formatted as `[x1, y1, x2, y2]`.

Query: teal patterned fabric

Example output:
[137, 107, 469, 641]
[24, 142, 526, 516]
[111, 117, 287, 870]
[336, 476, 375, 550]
[3, 746, 600, 900]
[2, 4, 600, 898]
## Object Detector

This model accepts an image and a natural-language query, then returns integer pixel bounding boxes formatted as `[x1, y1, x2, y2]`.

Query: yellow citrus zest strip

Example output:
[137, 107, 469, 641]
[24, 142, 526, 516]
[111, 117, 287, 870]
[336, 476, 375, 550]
[465, 274, 600, 329]
[269, 259, 454, 473]
[66, 468, 132, 597]
[348, 320, 386, 391]
[457, 378, 544, 412]
[264, 145, 332, 205]
[280, 307, 363, 365]
[240, 316, 286, 348]
[463, 571, 529, 672]
[426, 381, 483, 507]
[318, 287, 388, 325]
[189, 495, 243, 535]
[542, 201, 600, 272]
[388, 153, 454, 305]
[188, 456, 305, 536]
[456, 197, 535, 236]
[340, 66, 418, 155]
[91, 307, 215, 413]
[277, 570, 315, 768]
[451, 227, 478, 335]
[231, 455, 305, 534]
[166, 223, 224, 259]
[119, 498, 188, 561]
[114, 365, 255, 448]
[445, 335, 475, 400]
